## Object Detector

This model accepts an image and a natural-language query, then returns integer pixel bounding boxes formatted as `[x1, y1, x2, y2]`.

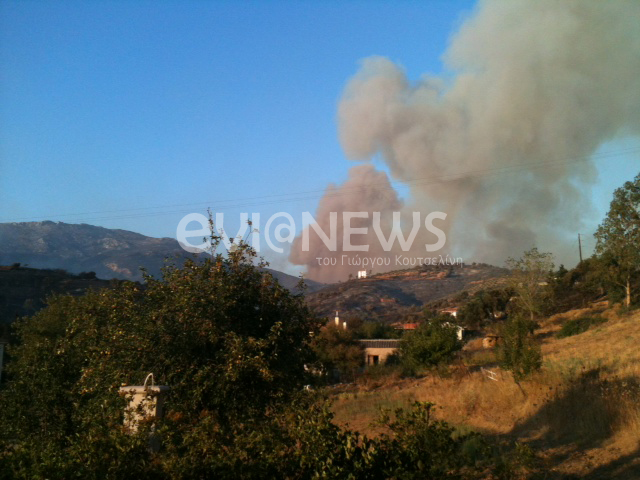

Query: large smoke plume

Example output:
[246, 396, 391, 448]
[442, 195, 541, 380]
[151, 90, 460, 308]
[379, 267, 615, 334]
[291, 0, 640, 282]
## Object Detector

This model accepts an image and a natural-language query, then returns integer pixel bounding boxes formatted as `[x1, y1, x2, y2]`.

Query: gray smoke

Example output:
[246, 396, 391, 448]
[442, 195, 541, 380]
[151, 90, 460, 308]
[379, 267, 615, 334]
[291, 0, 640, 281]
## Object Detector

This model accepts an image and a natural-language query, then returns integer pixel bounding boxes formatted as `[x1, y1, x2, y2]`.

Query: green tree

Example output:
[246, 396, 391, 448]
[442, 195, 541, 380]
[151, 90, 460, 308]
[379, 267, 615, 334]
[457, 288, 511, 328]
[0, 239, 320, 477]
[506, 248, 554, 320]
[312, 324, 364, 382]
[498, 314, 542, 382]
[0, 236, 529, 478]
[594, 172, 640, 307]
[399, 317, 462, 375]
[549, 259, 610, 311]
[356, 321, 400, 339]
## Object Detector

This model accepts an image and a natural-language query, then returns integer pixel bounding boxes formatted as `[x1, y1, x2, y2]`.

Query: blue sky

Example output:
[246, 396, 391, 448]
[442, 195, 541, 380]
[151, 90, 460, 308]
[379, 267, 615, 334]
[0, 2, 468, 226]
[1, 1, 637, 272]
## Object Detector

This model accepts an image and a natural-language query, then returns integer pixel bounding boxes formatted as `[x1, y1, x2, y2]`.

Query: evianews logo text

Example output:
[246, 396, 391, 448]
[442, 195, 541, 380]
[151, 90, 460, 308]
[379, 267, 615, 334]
[177, 211, 447, 254]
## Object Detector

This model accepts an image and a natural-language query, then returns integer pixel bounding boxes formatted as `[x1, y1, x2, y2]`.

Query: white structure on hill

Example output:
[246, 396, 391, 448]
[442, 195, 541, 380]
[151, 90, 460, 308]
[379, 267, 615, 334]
[440, 307, 464, 340]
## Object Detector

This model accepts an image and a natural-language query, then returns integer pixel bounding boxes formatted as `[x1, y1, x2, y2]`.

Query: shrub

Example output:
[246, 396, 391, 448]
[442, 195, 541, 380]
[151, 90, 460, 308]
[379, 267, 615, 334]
[399, 318, 462, 375]
[498, 315, 542, 382]
[0, 235, 535, 478]
[557, 315, 607, 338]
[312, 324, 364, 382]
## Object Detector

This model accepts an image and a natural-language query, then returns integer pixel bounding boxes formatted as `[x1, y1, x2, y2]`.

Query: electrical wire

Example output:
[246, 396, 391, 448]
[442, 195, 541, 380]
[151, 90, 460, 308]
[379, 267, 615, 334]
[2, 146, 638, 224]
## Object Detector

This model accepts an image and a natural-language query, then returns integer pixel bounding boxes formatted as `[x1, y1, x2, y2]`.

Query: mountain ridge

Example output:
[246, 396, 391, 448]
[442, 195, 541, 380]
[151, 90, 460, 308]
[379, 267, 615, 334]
[0, 221, 324, 292]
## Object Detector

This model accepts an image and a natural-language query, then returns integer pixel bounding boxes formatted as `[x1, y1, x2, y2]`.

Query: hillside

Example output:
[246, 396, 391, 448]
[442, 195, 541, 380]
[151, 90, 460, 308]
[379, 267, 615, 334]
[306, 262, 509, 321]
[0, 265, 114, 327]
[330, 304, 640, 478]
[0, 221, 324, 292]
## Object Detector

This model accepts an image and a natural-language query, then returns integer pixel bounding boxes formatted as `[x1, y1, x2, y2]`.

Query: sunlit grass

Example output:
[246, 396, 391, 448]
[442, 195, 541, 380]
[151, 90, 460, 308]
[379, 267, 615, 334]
[330, 306, 640, 475]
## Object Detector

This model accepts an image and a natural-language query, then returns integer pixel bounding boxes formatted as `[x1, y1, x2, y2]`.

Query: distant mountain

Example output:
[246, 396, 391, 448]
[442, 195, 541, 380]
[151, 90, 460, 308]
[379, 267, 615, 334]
[0, 221, 324, 292]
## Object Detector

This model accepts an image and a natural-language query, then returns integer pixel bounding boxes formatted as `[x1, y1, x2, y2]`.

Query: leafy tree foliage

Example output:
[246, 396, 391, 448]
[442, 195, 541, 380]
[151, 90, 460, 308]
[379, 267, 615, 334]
[549, 259, 609, 312]
[506, 248, 554, 320]
[0, 237, 533, 478]
[498, 314, 542, 382]
[355, 321, 401, 339]
[0, 241, 320, 477]
[457, 288, 511, 328]
[595, 172, 640, 307]
[311, 324, 364, 382]
[157, 399, 501, 479]
[399, 316, 462, 375]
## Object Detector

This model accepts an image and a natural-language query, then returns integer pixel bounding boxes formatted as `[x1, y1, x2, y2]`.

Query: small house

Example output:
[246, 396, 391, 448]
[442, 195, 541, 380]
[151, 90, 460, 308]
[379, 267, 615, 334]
[359, 339, 402, 366]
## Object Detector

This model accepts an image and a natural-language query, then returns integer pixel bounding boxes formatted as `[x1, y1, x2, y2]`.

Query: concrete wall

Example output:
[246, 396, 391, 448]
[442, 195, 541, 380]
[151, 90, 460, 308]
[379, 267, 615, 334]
[364, 347, 398, 365]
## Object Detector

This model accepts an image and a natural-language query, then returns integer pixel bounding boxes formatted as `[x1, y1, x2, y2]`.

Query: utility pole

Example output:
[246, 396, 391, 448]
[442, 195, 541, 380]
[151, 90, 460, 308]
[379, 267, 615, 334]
[578, 233, 583, 263]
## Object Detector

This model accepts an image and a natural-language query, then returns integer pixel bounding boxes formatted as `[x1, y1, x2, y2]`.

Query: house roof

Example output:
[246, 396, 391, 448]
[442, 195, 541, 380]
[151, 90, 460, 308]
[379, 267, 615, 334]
[358, 339, 402, 349]
[392, 322, 418, 330]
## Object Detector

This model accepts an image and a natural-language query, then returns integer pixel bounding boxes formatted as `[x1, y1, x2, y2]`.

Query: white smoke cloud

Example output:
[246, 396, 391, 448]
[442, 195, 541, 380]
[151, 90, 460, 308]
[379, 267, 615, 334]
[291, 0, 640, 281]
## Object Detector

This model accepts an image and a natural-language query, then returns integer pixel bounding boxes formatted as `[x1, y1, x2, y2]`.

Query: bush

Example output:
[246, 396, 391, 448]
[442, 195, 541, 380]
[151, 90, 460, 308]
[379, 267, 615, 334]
[356, 321, 400, 339]
[312, 324, 364, 382]
[457, 288, 512, 328]
[557, 315, 607, 338]
[399, 318, 462, 375]
[498, 315, 542, 382]
[0, 236, 535, 478]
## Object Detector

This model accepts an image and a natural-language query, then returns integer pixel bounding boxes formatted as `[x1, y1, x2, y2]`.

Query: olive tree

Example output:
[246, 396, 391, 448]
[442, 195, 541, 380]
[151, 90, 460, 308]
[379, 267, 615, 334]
[498, 314, 542, 382]
[312, 324, 364, 382]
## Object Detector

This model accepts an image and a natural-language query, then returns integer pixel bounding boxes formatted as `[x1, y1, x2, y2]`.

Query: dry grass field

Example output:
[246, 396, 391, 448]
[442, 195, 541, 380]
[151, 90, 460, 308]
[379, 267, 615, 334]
[330, 305, 640, 478]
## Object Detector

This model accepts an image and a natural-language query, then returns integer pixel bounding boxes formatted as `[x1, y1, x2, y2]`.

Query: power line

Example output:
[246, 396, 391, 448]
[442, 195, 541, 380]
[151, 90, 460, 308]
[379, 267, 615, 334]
[2, 146, 638, 224]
